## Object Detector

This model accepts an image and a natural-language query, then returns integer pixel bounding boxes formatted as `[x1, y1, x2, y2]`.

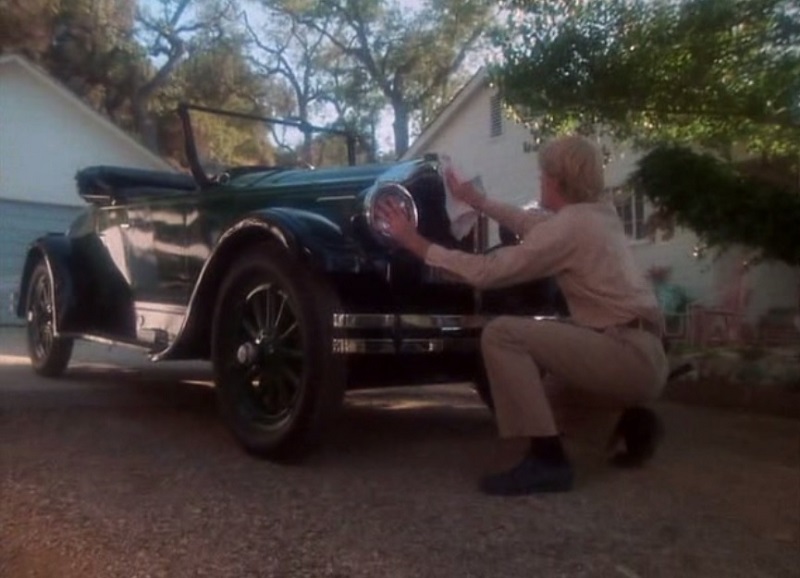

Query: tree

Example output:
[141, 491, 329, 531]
[1, 0, 144, 124]
[323, 65, 385, 162]
[635, 145, 800, 265]
[0, 0, 61, 59]
[244, 5, 383, 162]
[2, 0, 278, 166]
[153, 34, 278, 168]
[258, 0, 494, 157]
[243, 7, 340, 162]
[492, 0, 800, 261]
[492, 0, 799, 156]
[134, 0, 241, 148]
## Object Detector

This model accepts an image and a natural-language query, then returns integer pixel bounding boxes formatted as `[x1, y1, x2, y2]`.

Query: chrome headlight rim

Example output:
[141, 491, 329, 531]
[363, 182, 419, 244]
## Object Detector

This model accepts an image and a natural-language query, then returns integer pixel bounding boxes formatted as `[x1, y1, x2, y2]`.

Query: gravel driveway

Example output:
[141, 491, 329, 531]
[1, 327, 799, 578]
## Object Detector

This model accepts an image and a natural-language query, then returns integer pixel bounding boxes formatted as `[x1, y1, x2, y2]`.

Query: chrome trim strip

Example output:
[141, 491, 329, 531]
[60, 333, 151, 351]
[333, 313, 396, 329]
[317, 195, 357, 202]
[134, 302, 188, 315]
[397, 314, 490, 330]
[333, 313, 494, 330]
[333, 338, 395, 354]
[333, 337, 479, 354]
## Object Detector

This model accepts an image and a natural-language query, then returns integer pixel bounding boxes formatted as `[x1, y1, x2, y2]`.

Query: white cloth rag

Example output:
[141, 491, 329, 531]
[440, 155, 486, 240]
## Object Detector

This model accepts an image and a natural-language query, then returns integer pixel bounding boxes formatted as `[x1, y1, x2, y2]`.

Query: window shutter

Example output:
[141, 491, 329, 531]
[490, 94, 502, 137]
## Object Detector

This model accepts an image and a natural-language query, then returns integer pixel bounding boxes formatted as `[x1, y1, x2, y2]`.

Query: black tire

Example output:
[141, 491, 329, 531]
[211, 243, 345, 461]
[608, 406, 665, 468]
[474, 363, 495, 411]
[25, 261, 73, 377]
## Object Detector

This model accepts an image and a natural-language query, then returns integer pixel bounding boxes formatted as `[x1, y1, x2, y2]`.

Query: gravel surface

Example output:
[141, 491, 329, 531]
[1, 328, 799, 578]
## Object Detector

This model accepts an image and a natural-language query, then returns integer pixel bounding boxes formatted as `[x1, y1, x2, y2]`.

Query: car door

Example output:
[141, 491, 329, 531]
[128, 197, 194, 346]
[97, 196, 191, 345]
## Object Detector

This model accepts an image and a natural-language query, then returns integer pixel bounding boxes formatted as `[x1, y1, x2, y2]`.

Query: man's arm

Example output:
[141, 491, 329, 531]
[479, 198, 551, 238]
[424, 215, 573, 290]
[445, 168, 546, 237]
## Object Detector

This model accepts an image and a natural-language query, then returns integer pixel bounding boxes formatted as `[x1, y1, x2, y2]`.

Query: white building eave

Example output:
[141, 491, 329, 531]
[402, 69, 490, 160]
[0, 54, 173, 172]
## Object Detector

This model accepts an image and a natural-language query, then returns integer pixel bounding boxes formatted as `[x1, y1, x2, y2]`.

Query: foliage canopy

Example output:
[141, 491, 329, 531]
[636, 146, 800, 265]
[492, 0, 800, 262]
[260, 0, 494, 156]
[492, 0, 800, 157]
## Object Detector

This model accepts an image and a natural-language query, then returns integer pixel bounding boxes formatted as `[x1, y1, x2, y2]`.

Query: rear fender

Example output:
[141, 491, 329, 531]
[16, 235, 77, 333]
[17, 234, 136, 336]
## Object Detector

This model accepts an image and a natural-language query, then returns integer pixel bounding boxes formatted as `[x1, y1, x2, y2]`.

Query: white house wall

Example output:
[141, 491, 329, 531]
[0, 62, 170, 207]
[0, 56, 174, 325]
[747, 260, 799, 321]
[633, 230, 798, 322]
[406, 82, 543, 243]
[407, 78, 799, 327]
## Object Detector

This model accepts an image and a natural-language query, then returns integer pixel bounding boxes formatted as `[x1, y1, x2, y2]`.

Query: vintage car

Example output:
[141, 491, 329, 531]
[17, 104, 565, 460]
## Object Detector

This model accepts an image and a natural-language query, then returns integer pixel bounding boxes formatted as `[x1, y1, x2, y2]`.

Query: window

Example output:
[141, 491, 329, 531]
[613, 186, 648, 240]
[490, 93, 503, 137]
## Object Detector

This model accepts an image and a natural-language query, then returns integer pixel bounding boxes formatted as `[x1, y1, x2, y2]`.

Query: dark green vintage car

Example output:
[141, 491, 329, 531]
[17, 104, 564, 460]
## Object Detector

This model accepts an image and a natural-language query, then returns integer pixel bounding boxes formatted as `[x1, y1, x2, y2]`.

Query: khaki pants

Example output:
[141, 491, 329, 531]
[481, 317, 669, 439]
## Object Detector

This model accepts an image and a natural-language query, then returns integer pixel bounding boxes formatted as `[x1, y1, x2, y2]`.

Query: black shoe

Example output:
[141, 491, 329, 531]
[479, 456, 575, 496]
[609, 406, 664, 468]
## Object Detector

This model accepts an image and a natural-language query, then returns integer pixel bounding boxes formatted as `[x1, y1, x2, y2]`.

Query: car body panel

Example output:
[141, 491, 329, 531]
[17, 117, 566, 388]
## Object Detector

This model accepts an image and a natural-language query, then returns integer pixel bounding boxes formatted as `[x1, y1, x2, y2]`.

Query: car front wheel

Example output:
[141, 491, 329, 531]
[211, 243, 345, 461]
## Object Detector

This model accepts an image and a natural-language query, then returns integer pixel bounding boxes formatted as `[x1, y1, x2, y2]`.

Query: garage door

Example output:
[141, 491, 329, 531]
[0, 199, 83, 326]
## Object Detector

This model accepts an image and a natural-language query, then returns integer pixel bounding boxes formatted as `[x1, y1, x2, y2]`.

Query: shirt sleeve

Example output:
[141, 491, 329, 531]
[424, 213, 576, 289]
[482, 198, 551, 237]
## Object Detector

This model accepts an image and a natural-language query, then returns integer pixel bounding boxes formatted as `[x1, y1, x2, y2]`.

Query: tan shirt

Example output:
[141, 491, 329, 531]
[425, 200, 662, 329]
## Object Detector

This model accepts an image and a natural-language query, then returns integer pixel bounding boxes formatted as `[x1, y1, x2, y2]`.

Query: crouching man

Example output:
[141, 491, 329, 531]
[377, 135, 668, 495]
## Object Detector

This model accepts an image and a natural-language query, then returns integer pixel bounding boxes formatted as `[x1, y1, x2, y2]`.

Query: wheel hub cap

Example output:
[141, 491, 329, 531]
[236, 342, 259, 365]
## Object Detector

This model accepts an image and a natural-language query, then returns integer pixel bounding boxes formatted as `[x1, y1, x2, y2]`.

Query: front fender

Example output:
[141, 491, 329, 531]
[17, 235, 77, 332]
[154, 208, 371, 361]
[239, 207, 367, 273]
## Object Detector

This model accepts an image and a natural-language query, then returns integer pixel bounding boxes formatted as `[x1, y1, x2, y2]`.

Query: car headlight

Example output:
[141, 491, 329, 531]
[363, 182, 418, 244]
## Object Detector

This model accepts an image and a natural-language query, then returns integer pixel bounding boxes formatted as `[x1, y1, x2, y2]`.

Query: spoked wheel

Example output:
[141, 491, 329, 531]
[26, 262, 73, 377]
[232, 282, 304, 428]
[212, 244, 345, 461]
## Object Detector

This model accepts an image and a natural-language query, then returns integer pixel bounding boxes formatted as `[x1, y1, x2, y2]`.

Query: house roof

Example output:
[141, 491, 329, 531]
[0, 54, 173, 171]
[402, 68, 490, 160]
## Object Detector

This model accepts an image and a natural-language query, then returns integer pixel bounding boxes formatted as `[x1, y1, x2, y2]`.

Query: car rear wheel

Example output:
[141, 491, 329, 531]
[26, 261, 73, 377]
[474, 364, 495, 411]
[211, 243, 345, 461]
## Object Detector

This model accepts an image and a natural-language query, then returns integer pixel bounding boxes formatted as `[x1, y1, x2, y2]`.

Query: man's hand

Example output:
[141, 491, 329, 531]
[443, 166, 486, 211]
[375, 198, 431, 259]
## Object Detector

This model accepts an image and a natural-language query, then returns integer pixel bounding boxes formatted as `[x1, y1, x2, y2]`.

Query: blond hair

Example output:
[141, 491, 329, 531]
[538, 135, 604, 203]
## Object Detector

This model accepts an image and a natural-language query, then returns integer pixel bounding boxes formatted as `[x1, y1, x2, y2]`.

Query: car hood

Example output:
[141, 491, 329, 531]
[228, 158, 435, 192]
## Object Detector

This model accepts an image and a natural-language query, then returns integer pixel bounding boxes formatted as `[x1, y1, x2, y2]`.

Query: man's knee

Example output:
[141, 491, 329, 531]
[480, 316, 519, 350]
[481, 316, 555, 350]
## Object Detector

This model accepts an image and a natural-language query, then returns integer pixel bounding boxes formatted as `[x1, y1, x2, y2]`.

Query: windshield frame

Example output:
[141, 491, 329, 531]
[177, 102, 358, 189]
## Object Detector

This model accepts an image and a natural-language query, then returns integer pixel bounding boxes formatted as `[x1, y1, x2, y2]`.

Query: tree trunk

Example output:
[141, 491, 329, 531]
[131, 40, 186, 154]
[392, 99, 410, 158]
[132, 96, 159, 152]
[298, 101, 313, 164]
[368, 116, 377, 163]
